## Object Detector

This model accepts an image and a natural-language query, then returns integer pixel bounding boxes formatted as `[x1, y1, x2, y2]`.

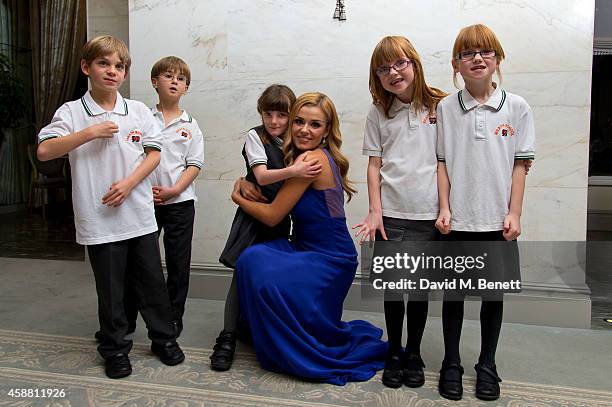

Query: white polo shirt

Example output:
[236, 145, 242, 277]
[244, 128, 283, 167]
[362, 100, 439, 220]
[38, 91, 163, 245]
[436, 86, 536, 231]
[149, 107, 204, 205]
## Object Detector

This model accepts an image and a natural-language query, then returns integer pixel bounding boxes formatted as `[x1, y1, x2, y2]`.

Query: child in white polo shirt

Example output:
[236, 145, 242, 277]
[146, 56, 204, 337]
[435, 24, 535, 401]
[37, 36, 184, 379]
[213, 84, 321, 371]
[353, 36, 446, 389]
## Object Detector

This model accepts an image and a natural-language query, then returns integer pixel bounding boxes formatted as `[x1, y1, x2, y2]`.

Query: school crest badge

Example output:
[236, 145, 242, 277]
[177, 127, 193, 140]
[422, 114, 437, 124]
[495, 123, 515, 138]
[126, 129, 143, 142]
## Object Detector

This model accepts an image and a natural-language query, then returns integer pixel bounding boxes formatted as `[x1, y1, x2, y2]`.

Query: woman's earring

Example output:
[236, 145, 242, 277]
[322, 137, 327, 146]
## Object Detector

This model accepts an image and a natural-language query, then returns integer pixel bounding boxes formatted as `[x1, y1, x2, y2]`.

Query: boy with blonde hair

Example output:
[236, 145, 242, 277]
[37, 36, 184, 379]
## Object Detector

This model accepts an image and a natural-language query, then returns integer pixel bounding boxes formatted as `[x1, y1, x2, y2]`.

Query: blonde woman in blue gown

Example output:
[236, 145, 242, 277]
[230, 92, 387, 385]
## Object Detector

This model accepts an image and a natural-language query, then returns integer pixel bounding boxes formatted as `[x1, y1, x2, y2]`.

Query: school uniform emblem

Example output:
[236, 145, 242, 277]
[126, 129, 143, 142]
[495, 124, 515, 137]
[177, 127, 193, 140]
[422, 114, 437, 124]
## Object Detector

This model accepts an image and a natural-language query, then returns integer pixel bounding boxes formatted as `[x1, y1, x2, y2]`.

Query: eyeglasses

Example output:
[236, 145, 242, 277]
[375, 59, 412, 77]
[293, 118, 327, 129]
[159, 72, 187, 83]
[456, 49, 497, 61]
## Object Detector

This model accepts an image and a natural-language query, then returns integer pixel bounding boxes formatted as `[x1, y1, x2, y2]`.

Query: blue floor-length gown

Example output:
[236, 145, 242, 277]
[236, 148, 387, 385]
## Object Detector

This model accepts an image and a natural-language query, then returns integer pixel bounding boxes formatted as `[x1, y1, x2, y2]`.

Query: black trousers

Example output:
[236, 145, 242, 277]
[154, 199, 195, 333]
[124, 200, 195, 336]
[87, 232, 176, 359]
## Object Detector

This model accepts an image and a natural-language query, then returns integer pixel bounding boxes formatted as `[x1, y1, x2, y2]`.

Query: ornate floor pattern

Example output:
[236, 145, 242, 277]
[0, 329, 611, 406]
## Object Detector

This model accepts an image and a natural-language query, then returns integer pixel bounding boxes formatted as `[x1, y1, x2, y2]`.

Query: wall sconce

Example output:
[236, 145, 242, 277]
[333, 0, 346, 21]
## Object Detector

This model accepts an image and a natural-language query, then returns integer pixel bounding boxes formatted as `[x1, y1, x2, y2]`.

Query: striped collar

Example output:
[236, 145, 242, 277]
[81, 91, 128, 116]
[151, 105, 193, 123]
[271, 136, 284, 147]
[458, 85, 506, 112]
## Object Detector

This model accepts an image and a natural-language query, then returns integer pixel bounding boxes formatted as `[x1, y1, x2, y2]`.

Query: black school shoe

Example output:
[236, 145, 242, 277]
[210, 330, 236, 371]
[438, 362, 464, 400]
[403, 353, 425, 388]
[474, 362, 502, 401]
[105, 353, 132, 379]
[151, 341, 185, 366]
[381, 353, 403, 388]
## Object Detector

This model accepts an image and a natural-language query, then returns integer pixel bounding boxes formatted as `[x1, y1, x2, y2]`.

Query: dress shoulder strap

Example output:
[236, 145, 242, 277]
[322, 148, 342, 190]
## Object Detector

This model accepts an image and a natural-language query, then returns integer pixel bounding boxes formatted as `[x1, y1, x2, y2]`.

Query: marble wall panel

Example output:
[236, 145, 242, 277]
[87, 0, 130, 96]
[129, 0, 595, 267]
[190, 179, 241, 264]
[129, 0, 228, 81]
[521, 186, 588, 241]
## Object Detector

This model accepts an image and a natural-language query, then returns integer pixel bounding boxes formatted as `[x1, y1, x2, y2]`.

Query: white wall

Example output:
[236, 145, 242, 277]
[126, 0, 594, 267]
[87, 0, 130, 96]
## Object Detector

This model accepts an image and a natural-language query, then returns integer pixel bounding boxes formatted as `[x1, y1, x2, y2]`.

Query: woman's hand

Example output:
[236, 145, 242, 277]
[231, 178, 243, 204]
[290, 151, 322, 178]
[352, 211, 387, 244]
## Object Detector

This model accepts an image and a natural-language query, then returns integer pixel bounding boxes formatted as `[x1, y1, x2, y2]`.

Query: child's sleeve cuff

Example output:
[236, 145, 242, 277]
[143, 143, 162, 151]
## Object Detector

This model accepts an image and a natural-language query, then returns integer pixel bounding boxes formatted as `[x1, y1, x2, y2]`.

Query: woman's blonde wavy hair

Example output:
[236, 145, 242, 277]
[283, 92, 357, 201]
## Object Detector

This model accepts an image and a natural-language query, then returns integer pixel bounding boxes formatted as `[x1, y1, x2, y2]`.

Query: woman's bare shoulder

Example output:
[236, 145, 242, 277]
[304, 148, 327, 160]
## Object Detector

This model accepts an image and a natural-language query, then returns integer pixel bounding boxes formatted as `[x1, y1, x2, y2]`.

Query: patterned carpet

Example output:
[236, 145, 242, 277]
[0, 329, 610, 406]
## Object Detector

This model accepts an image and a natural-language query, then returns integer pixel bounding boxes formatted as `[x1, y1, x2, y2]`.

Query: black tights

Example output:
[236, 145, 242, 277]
[384, 291, 428, 356]
[442, 297, 503, 365]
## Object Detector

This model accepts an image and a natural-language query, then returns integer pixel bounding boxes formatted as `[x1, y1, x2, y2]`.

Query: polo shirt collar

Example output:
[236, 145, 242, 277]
[389, 97, 414, 116]
[81, 91, 128, 116]
[151, 105, 162, 117]
[458, 84, 507, 112]
[151, 105, 193, 123]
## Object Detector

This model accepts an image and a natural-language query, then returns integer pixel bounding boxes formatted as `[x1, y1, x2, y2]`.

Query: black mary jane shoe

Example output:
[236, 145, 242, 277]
[210, 330, 236, 371]
[438, 362, 464, 400]
[151, 341, 185, 366]
[403, 353, 425, 388]
[105, 353, 132, 379]
[381, 353, 404, 388]
[475, 362, 502, 401]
